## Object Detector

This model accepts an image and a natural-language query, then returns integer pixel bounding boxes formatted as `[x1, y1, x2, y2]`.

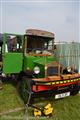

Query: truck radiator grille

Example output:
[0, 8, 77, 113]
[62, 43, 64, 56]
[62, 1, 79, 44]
[47, 66, 58, 76]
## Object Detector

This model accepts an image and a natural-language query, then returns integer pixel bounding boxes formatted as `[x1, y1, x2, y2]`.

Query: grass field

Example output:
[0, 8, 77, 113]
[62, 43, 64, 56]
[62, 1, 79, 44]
[0, 82, 80, 120]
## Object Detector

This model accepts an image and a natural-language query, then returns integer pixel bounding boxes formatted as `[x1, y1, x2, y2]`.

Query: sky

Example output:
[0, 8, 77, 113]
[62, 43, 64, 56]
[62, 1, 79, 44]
[0, 0, 79, 42]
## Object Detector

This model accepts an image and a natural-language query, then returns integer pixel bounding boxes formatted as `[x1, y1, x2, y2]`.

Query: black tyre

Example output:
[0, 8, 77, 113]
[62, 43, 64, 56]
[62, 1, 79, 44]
[70, 83, 79, 95]
[71, 89, 79, 95]
[18, 76, 34, 104]
[19, 77, 29, 103]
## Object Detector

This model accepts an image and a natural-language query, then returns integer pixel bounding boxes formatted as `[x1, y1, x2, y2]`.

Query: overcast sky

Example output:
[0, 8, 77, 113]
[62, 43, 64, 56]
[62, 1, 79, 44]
[0, 0, 79, 42]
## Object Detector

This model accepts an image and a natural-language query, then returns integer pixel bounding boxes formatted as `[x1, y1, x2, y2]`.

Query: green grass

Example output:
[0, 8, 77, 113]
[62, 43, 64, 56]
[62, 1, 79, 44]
[52, 95, 80, 120]
[0, 82, 24, 114]
[0, 82, 80, 120]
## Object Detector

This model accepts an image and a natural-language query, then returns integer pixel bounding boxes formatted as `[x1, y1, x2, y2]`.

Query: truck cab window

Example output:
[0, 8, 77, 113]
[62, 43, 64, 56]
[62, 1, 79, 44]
[6, 35, 22, 53]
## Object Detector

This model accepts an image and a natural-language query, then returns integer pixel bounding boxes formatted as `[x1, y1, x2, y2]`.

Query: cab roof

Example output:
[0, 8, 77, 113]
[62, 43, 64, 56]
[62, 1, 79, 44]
[25, 29, 54, 39]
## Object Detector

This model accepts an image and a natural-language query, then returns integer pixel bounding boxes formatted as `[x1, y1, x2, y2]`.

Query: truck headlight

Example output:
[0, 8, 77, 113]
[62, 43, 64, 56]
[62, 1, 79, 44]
[34, 66, 40, 74]
[67, 66, 71, 72]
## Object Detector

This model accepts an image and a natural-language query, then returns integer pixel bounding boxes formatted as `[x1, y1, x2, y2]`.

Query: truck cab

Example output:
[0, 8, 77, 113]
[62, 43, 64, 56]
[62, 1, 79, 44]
[23, 29, 55, 76]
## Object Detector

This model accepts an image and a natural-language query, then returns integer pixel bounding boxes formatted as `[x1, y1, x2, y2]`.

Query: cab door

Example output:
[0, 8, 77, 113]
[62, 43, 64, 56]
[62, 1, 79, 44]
[3, 33, 23, 74]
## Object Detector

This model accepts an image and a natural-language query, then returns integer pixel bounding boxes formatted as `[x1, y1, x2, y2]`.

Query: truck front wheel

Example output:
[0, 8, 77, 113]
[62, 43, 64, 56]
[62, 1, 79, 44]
[70, 83, 79, 95]
[18, 77, 29, 103]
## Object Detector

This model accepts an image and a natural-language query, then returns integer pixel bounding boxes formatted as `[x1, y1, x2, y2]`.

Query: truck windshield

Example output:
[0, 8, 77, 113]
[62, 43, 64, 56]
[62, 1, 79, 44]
[26, 36, 53, 55]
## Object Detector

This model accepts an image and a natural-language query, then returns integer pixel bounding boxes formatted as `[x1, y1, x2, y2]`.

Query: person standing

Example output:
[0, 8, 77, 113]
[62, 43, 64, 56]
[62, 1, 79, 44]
[54, 45, 58, 62]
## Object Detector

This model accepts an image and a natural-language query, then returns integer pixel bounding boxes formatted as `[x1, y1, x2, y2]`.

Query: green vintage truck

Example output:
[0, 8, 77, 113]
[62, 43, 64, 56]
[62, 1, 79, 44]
[0, 29, 80, 103]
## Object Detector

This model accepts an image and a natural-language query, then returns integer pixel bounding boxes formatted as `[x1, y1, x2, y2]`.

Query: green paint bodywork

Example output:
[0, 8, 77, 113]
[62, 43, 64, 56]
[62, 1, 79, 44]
[3, 33, 23, 74]
[3, 53, 23, 74]
[23, 55, 36, 70]
[23, 55, 54, 78]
